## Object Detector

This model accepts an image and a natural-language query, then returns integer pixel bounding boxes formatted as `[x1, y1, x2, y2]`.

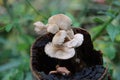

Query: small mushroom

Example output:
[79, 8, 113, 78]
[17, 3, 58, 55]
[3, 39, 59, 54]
[66, 29, 74, 39]
[48, 14, 72, 30]
[52, 30, 67, 45]
[64, 33, 84, 48]
[49, 65, 71, 75]
[56, 66, 71, 75]
[46, 24, 59, 34]
[45, 42, 75, 60]
[33, 21, 47, 35]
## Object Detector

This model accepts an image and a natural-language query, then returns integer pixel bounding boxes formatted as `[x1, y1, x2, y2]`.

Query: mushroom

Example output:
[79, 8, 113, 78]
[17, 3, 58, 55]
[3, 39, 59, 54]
[56, 66, 71, 75]
[44, 30, 84, 59]
[33, 14, 84, 61]
[49, 65, 71, 75]
[52, 30, 67, 45]
[48, 14, 72, 30]
[66, 29, 74, 39]
[44, 42, 75, 60]
[64, 33, 84, 48]
[46, 24, 59, 34]
[34, 14, 73, 35]
[45, 29, 76, 59]
[33, 21, 47, 35]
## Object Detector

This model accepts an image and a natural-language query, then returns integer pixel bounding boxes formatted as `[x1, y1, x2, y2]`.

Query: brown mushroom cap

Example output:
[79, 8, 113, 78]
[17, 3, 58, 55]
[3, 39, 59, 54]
[48, 14, 72, 30]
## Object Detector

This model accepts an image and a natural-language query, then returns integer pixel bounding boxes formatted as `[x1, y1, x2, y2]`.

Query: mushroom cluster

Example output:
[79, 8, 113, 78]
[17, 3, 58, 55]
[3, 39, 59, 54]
[34, 14, 84, 60]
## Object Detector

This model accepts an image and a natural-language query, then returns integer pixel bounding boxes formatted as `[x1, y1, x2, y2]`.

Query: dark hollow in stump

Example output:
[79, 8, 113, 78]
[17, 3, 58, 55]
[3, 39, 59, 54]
[30, 28, 109, 80]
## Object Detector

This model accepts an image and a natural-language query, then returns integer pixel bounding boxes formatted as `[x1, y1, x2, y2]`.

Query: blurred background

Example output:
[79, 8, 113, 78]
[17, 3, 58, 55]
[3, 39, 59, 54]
[0, 0, 120, 80]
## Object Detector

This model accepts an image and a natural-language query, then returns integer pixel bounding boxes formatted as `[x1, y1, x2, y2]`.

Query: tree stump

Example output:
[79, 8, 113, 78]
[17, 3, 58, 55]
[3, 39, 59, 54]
[30, 28, 110, 80]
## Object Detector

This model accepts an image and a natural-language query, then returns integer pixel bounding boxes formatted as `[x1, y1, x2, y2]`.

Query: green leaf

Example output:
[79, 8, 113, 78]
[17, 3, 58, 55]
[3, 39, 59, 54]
[0, 38, 6, 44]
[113, 1, 120, 6]
[103, 46, 116, 60]
[25, 72, 32, 80]
[0, 60, 21, 72]
[116, 34, 120, 42]
[65, 12, 80, 27]
[113, 65, 120, 80]
[106, 24, 119, 41]
[18, 43, 29, 50]
[5, 24, 13, 32]
[93, 17, 104, 23]
[105, 12, 115, 18]
[73, 22, 80, 27]
[15, 70, 24, 80]
[90, 25, 103, 39]
[0, 26, 5, 31]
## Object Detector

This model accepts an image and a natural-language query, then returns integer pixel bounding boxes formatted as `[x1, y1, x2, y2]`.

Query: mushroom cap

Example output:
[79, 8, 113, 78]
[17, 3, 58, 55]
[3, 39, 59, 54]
[45, 42, 75, 60]
[33, 21, 47, 35]
[64, 33, 84, 48]
[33, 21, 45, 27]
[48, 14, 72, 30]
[46, 24, 59, 34]
[74, 33, 84, 47]
[66, 29, 74, 39]
[52, 30, 67, 45]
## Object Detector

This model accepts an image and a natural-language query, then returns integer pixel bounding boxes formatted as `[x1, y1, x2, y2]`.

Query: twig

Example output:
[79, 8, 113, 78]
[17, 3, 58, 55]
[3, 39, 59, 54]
[92, 10, 120, 41]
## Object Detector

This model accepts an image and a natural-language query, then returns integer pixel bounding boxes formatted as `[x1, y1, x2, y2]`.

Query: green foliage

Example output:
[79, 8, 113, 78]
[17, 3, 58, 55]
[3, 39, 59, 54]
[112, 65, 120, 80]
[0, 0, 120, 80]
[66, 13, 81, 27]
[90, 1, 120, 80]
[106, 24, 119, 41]
[0, 27, 5, 31]
[5, 24, 13, 32]
[113, 0, 120, 6]
[93, 17, 104, 23]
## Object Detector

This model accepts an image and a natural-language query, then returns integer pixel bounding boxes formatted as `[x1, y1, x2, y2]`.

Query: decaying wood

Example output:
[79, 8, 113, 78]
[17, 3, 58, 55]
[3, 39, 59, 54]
[30, 28, 109, 80]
